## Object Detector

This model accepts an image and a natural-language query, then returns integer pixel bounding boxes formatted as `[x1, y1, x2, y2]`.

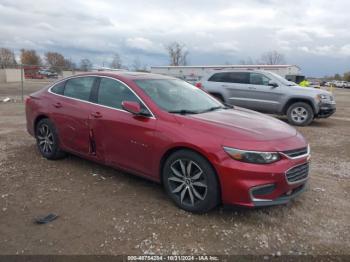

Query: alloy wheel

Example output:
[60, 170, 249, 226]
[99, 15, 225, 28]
[168, 159, 208, 206]
[291, 106, 309, 124]
[37, 124, 54, 154]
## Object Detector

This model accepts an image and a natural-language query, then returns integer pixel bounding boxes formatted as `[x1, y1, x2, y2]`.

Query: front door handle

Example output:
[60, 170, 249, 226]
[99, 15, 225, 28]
[53, 102, 62, 108]
[248, 86, 257, 90]
[91, 112, 102, 118]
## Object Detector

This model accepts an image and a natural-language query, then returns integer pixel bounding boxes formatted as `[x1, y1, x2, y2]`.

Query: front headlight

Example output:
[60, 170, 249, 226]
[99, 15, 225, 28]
[316, 94, 331, 101]
[223, 147, 280, 164]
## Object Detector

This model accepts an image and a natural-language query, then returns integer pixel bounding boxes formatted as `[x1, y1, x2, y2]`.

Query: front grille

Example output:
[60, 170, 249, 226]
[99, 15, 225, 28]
[283, 147, 308, 158]
[286, 163, 309, 183]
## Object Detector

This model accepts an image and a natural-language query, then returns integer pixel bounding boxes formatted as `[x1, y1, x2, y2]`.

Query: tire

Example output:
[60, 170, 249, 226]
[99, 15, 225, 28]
[35, 118, 66, 160]
[286, 102, 314, 126]
[162, 150, 220, 213]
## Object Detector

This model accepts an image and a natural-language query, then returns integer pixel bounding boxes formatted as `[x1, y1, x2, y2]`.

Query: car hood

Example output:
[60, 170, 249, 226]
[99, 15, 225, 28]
[287, 85, 332, 96]
[175, 107, 297, 142]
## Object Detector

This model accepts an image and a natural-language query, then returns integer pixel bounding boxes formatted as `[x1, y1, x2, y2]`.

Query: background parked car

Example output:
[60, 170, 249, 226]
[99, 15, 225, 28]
[334, 81, 350, 88]
[197, 70, 336, 126]
[38, 69, 59, 79]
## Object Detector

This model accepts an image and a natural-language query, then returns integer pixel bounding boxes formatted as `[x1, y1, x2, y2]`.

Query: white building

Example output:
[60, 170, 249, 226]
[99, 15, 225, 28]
[151, 65, 302, 83]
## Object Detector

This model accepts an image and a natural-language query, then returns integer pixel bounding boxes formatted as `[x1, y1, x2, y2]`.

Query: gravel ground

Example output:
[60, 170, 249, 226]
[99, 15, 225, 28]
[0, 83, 349, 256]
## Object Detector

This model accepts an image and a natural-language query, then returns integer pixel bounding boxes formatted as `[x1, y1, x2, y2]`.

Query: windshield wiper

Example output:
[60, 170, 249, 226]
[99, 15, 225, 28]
[168, 109, 200, 115]
[200, 106, 226, 113]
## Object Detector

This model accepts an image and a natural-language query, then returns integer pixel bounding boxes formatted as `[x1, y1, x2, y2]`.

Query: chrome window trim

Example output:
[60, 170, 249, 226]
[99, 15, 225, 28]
[48, 75, 156, 119]
[284, 161, 310, 185]
[280, 144, 310, 160]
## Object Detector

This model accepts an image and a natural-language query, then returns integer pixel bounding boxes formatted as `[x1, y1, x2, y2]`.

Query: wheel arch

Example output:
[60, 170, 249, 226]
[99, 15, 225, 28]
[34, 114, 50, 132]
[283, 97, 316, 114]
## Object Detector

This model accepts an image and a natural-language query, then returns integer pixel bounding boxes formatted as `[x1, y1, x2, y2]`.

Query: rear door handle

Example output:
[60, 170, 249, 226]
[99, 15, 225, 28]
[248, 86, 257, 90]
[53, 102, 62, 108]
[91, 112, 102, 118]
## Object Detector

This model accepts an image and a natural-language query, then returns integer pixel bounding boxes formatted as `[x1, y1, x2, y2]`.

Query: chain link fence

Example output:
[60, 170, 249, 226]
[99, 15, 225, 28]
[0, 64, 80, 102]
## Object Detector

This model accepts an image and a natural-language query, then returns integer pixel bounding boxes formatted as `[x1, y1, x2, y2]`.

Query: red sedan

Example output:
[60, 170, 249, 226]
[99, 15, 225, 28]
[25, 72, 310, 212]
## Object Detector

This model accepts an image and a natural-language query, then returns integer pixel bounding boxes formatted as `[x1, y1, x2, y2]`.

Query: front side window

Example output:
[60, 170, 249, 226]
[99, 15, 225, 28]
[266, 71, 296, 86]
[135, 79, 224, 113]
[64, 77, 95, 101]
[97, 78, 140, 110]
[249, 73, 270, 86]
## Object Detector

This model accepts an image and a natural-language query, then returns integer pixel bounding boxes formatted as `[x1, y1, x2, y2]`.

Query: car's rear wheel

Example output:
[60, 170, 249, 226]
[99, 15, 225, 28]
[162, 150, 220, 213]
[35, 118, 66, 160]
[287, 102, 314, 126]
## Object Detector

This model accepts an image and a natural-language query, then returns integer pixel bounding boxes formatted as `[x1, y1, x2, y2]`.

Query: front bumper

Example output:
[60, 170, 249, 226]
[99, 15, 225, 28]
[216, 155, 309, 207]
[317, 102, 336, 118]
[250, 183, 306, 207]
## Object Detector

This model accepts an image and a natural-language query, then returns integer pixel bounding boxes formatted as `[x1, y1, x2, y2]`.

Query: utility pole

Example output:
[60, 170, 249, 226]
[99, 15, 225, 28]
[21, 64, 24, 102]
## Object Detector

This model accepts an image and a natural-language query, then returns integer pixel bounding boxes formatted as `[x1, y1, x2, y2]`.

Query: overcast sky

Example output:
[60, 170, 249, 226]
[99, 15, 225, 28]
[0, 0, 349, 76]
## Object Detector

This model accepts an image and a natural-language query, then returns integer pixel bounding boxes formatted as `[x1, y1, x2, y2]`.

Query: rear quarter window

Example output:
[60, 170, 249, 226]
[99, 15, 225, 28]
[208, 73, 225, 82]
[51, 81, 65, 95]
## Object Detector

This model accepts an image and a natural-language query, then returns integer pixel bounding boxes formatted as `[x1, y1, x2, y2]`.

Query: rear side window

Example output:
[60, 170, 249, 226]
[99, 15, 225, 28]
[97, 78, 139, 109]
[64, 77, 95, 101]
[208, 73, 226, 82]
[208, 72, 249, 84]
[249, 73, 270, 85]
[51, 81, 65, 95]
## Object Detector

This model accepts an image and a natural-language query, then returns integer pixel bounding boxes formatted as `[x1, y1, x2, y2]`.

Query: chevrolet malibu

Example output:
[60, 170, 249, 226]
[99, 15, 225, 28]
[25, 72, 310, 213]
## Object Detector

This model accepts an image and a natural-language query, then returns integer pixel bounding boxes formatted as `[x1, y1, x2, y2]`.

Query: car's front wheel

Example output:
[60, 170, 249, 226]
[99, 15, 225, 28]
[35, 118, 66, 160]
[286, 102, 314, 126]
[162, 150, 220, 213]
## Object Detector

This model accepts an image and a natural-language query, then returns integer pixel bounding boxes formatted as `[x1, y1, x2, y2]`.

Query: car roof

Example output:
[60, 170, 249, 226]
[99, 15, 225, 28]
[72, 71, 176, 80]
[208, 69, 268, 74]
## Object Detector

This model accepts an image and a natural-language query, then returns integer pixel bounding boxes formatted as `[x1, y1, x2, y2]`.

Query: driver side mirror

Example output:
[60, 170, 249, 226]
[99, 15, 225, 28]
[268, 80, 279, 88]
[122, 101, 151, 117]
[122, 101, 142, 115]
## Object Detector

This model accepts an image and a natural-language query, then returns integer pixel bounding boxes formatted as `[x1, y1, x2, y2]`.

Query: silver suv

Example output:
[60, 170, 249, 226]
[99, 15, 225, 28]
[199, 70, 336, 126]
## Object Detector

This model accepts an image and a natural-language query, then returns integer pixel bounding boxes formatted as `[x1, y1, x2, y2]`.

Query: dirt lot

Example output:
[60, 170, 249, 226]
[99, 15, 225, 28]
[0, 82, 349, 256]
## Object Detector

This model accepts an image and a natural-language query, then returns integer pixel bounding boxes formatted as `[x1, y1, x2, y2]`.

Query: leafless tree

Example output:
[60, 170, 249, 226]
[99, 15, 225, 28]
[110, 53, 123, 69]
[239, 57, 255, 65]
[131, 57, 148, 72]
[80, 58, 92, 71]
[166, 42, 188, 66]
[64, 59, 76, 70]
[20, 49, 42, 65]
[343, 72, 350, 82]
[0, 48, 17, 68]
[132, 57, 142, 71]
[334, 73, 342, 80]
[45, 52, 66, 72]
[259, 50, 286, 65]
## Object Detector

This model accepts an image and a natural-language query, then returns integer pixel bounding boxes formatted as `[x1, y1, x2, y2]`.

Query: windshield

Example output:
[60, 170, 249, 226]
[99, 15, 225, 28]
[266, 71, 297, 86]
[135, 79, 224, 114]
